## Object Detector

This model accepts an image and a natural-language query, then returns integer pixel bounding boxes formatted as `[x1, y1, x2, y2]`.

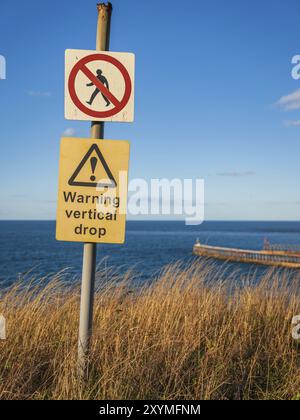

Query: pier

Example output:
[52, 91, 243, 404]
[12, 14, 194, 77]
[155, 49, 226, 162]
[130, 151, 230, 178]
[193, 241, 300, 268]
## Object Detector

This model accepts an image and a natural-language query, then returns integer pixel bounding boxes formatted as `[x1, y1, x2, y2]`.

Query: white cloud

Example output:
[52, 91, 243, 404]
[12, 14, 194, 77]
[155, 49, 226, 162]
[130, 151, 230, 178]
[276, 89, 300, 111]
[284, 120, 300, 127]
[63, 128, 76, 136]
[216, 171, 255, 177]
[26, 90, 52, 97]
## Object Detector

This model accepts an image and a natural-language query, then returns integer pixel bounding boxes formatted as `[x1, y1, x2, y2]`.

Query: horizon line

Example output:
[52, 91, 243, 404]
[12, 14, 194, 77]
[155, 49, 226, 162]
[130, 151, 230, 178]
[1, 219, 300, 223]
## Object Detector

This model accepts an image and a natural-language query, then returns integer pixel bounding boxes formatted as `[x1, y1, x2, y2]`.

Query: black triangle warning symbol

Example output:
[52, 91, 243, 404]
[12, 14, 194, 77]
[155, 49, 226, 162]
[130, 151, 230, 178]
[68, 144, 117, 188]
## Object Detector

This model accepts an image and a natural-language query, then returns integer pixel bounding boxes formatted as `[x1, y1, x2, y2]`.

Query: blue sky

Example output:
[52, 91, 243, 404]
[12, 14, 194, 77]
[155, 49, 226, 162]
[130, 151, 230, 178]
[0, 0, 299, 220]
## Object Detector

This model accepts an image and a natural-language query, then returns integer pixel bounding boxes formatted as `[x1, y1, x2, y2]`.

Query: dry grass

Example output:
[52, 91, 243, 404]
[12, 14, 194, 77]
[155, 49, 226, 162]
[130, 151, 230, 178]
[0, 261, 300, 400]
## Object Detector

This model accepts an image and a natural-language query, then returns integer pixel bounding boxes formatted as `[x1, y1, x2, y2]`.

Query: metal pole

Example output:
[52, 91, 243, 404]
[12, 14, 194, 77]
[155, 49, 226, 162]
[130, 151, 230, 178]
[78, 2, 113, 379]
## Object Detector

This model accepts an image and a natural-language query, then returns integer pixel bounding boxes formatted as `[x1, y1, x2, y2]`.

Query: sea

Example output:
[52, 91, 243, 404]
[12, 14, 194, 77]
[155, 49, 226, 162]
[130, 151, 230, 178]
[1, 220, 300, 288]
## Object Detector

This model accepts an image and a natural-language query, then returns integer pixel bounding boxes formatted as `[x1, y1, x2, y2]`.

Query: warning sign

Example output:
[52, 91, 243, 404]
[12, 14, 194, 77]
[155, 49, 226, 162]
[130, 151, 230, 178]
[65, 49, 135, 122]
[56, 137, 130, 244]
[68, 143, 117, 188]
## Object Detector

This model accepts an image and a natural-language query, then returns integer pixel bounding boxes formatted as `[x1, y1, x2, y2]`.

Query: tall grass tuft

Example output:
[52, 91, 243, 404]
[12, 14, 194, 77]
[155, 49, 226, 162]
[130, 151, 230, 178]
[0, 261, 300, 400]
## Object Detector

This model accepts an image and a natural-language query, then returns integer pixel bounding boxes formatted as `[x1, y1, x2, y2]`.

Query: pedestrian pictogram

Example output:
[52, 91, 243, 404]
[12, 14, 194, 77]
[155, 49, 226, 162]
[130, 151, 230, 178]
[86, 69, 110, 107]
[68, 143, 117, 188]
[65, 49, 135, 122]
[56, 137, 130, 244]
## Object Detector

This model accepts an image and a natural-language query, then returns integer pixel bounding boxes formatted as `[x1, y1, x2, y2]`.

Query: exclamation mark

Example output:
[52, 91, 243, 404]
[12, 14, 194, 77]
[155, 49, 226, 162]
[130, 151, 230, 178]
[90, 157, 97, 182]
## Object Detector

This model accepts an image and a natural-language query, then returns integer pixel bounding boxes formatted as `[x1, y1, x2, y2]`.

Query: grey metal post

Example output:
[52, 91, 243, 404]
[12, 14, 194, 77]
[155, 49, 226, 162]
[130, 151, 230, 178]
[78, 2, 112, 379]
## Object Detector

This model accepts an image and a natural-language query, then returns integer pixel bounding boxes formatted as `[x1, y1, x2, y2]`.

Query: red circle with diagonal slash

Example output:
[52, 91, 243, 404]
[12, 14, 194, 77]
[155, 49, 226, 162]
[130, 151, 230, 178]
[68, 53, 132, 119]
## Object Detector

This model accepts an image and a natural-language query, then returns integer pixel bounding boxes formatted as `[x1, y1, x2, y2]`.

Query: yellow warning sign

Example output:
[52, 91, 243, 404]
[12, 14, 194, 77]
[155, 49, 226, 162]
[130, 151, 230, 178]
[56, 137, 130, 244]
